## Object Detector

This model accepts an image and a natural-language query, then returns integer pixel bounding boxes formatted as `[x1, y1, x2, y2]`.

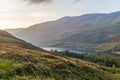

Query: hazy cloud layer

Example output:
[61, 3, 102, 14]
[73, 0, 81, 3]
[23, 0, 53, 4]
[22, 0, 81, 5]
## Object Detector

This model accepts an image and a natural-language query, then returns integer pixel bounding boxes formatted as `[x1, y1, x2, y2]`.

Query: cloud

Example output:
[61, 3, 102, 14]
[73, 0, 82, 3]
[23, 0, 53, 5]
[22, 0, 81, 5]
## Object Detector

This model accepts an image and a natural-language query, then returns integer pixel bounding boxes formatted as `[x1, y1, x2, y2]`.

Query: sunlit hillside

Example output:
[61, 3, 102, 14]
[0, 30, 120, 80]
[1, 0, 120, 80]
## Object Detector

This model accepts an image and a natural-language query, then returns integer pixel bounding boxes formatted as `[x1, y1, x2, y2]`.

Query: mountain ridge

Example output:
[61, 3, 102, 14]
[8, 11, 120, 52]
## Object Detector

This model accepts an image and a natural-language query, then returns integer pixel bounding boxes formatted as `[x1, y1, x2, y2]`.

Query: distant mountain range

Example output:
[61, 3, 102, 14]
[7, 11, 120, 52]
[5, 28, 25, 34]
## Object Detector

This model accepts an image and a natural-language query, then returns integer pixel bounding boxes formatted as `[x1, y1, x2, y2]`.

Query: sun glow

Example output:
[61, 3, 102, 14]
[0, 0, 120, 29]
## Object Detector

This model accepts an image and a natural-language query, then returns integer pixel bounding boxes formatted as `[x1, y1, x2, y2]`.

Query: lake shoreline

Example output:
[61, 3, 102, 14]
[42, 47, 96, 54]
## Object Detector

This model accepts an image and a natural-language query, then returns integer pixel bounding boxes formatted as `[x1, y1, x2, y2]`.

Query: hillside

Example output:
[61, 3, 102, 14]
[0, 30, 120, 80]
[4, 28, 25, 34]
[13, 11, 120, 52]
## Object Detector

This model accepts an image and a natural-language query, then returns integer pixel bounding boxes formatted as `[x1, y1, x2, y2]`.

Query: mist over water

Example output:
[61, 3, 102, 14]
[42, 47, 95, 54]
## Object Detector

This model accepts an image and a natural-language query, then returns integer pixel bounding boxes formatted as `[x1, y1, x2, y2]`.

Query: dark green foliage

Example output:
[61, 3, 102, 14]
[51, 50, 120, 68]
[0, 61, 15, 79]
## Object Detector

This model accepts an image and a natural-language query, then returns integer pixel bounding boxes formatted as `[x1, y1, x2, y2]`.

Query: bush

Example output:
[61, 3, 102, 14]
[0, 62, 15, 79]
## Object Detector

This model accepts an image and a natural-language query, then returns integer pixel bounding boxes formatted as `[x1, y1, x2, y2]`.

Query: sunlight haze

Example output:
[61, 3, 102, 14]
[0, 0, 120, 29]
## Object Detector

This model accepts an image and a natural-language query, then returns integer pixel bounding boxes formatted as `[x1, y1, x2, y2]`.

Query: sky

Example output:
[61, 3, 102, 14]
[0, 0, 120, 29]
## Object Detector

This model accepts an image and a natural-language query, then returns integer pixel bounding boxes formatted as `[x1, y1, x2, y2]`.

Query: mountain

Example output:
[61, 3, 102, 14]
[14, 11, 120, 52]
[1, 30, 120, 80]
[4, 28, 25, 34]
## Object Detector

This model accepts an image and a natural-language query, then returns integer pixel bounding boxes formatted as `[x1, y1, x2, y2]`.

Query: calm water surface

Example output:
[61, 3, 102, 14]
[42, 47, 95, 54]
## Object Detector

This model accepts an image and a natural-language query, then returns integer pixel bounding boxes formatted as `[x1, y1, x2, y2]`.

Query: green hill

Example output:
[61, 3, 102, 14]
[0, 30, 120, 80]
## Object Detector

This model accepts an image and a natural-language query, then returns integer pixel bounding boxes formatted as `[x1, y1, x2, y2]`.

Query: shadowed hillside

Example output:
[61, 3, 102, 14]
[13, 11, 120, 53]
[0, 30, 120, 80]
[0, 30, 42, 51]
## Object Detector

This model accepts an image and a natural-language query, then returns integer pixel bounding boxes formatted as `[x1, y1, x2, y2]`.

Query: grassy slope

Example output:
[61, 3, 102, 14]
[0, 30, 120, 80]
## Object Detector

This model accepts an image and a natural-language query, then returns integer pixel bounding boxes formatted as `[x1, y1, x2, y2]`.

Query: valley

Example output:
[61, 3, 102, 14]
[6, 11, 120, 54]
[0, 29, 120, 80]
[1, 0, 120, 80]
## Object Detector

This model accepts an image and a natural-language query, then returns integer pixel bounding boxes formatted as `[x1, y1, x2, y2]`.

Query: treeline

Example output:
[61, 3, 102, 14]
[50, 50, 120, 68]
